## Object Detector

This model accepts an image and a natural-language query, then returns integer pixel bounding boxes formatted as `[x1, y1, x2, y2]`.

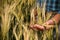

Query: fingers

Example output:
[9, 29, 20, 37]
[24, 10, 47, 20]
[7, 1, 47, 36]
[44, 19, 54, 25]
[33, 24, 45, 31]
[30, 19, 54, 31]
[30, 24, 37, 30]
[30, 24, 45, 31]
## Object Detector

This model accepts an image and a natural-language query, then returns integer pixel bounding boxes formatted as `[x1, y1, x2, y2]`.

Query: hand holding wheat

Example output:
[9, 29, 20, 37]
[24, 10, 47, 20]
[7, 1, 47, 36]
[30, 19, 54, 31]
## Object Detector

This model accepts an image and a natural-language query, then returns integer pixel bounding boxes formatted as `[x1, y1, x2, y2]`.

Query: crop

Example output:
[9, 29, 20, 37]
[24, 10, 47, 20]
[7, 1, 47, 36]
[0, 0, 58, 40]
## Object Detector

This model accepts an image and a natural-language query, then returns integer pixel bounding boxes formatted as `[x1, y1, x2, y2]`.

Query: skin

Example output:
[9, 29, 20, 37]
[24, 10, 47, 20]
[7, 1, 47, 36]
[30, 9, 60, 31]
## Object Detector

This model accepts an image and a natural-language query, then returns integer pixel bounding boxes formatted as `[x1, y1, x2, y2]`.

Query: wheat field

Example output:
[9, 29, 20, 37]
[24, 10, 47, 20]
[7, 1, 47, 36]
[0, 0, 59, 40]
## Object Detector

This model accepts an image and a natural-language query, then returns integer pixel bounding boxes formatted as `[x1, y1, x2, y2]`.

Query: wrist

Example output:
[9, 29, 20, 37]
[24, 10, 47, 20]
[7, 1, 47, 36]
[52, 14, 60, 24]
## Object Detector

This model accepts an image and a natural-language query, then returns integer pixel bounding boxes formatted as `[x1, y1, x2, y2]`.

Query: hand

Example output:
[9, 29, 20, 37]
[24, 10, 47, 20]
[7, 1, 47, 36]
[30, 19, 54, 31]
[43, 19, 54, 30]
[30, 24, 45, 31]
[30, 14, 60, 31]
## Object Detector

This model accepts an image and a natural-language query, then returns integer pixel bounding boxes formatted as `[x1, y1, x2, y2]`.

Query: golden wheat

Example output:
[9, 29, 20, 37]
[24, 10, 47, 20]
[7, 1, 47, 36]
[0, 0, 59, 40]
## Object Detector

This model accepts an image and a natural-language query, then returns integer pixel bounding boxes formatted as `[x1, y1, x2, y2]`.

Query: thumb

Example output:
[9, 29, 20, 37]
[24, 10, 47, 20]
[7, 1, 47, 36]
[44, 19, 54, 25]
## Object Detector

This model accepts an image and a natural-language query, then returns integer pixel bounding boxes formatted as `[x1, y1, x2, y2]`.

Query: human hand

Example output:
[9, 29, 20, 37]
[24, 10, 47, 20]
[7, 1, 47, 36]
[30, 24, 45, 31]
[30, 19, 54, 31]
[43, 19, 54, 30]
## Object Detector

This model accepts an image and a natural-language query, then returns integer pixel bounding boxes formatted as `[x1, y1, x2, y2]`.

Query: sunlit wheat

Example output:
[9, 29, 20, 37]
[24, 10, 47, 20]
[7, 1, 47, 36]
[0, 0, 58, 40]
